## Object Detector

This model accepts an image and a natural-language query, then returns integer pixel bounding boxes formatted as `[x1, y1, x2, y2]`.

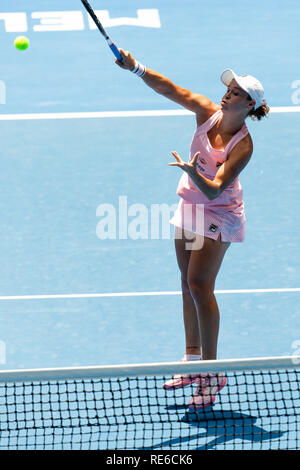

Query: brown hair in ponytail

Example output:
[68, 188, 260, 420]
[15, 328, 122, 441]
[247, 95, 270, 121]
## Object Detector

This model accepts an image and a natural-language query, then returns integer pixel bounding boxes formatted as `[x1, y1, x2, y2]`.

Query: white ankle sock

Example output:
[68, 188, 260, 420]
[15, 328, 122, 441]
[184, 354, 202, 361]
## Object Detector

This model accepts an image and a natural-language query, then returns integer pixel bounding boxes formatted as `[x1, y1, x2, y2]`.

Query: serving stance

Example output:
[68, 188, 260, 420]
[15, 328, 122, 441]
[116, 51, 269, 409]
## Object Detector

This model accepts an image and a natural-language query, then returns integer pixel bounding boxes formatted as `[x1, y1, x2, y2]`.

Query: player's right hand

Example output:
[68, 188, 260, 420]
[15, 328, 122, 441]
[115, 49, 136, 71]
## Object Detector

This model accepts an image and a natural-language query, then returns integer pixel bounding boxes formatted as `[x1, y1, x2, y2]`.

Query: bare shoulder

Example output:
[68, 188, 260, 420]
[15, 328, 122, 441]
[237, 132, 253, 156]
[214, 131, 254, 191]
[161, 80, 220, 124]
[195, 102, 221, 127]
[228, 132, 253, 164]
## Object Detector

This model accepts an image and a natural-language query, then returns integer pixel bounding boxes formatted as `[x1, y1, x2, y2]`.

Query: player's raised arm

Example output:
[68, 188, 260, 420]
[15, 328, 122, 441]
[115, 49, 217, 120]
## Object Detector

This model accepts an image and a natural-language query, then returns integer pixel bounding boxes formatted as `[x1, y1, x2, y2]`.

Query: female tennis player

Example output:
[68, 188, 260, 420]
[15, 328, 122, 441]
[116, 51, 269, 409]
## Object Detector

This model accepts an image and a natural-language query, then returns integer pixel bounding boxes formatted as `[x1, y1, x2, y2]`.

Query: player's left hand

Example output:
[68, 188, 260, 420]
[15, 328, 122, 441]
[168, 151, 200, 176]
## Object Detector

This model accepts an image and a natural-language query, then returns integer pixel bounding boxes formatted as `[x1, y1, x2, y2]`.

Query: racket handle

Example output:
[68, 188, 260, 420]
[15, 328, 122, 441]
[106, 39, 123, 62]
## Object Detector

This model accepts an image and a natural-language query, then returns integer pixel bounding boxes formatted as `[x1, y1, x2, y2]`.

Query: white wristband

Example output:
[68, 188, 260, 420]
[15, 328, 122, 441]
[132, 63, 139, 74]
[131, 61, 146, 78]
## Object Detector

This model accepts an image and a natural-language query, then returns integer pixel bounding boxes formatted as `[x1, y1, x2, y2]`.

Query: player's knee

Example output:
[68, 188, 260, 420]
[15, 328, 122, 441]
[181, 276, 191, 296]
[188, 277, 214, 304]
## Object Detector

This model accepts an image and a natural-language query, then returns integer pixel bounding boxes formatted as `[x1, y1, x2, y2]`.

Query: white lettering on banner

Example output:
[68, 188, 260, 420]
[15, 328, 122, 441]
[291, 80, 300, 105]
[0, 10, 161, 32]
[0, 81, 6, 104]
[88, 9, 161, 29]
[0, 341, 6, 365]
[291, 340, 300, 365]
[0, 12, 27, 32]
[32, 11, 85, 32]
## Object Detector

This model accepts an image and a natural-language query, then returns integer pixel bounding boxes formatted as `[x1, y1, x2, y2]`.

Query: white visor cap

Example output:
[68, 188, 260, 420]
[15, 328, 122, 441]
[221, 69, 264, 110]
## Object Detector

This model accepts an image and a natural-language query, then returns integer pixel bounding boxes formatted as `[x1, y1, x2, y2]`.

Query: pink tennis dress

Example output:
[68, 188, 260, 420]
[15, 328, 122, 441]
[170, 109, 249, 242]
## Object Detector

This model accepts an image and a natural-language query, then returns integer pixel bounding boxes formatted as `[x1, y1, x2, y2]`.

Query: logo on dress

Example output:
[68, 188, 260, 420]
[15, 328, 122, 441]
[197, 164, 205, 172]
[209, 224, 218, 233]
[216, 162, 223, 168]
[199, 157, 207, 165]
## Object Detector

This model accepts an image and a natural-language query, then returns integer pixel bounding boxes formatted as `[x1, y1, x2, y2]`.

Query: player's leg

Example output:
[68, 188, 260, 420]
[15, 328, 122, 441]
[186, 234, 230, 409]
[163, 227, 202, 391]
[187, 233, 230, 360]
[175, 227, 202, 356]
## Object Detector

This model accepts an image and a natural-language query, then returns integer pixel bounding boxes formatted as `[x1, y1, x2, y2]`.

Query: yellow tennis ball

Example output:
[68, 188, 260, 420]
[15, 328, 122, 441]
[14, 36, 30, 51]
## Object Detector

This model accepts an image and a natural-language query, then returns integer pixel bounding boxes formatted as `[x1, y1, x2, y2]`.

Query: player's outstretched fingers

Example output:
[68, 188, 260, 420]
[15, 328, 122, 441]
[190, 151, 200, 166]
[168, 151, 184, 167]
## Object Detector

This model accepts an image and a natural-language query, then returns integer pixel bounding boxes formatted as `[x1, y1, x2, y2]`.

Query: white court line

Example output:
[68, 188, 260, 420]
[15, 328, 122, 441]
[0, 107, 298, 301]
[0, 106, 300, 121]
[0, 287, 299, 301]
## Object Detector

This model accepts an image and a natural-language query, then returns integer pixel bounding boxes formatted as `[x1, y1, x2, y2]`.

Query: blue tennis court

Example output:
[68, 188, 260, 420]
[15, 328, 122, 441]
[0, 0, 299, 450]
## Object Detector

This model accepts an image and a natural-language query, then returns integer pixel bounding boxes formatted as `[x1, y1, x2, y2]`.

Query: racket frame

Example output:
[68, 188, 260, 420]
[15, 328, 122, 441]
[80, 0, 123, 62]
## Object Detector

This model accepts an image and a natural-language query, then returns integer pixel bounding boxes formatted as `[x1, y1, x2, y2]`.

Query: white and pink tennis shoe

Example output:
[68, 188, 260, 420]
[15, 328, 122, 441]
[163, 357, 226, 409]
[188, 373, 227, 410]
[163, 357, 202, 390]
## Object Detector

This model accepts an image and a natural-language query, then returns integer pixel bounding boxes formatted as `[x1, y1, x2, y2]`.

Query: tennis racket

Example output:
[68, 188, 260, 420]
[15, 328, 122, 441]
[80, 0, 123, 62]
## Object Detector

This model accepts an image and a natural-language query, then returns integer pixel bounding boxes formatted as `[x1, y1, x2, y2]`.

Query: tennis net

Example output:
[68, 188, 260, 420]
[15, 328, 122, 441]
[0, 356, 299, 450]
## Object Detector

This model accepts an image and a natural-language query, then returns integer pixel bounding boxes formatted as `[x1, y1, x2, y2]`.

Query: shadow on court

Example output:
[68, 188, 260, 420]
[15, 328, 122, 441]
[143, 407, 284, 450]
